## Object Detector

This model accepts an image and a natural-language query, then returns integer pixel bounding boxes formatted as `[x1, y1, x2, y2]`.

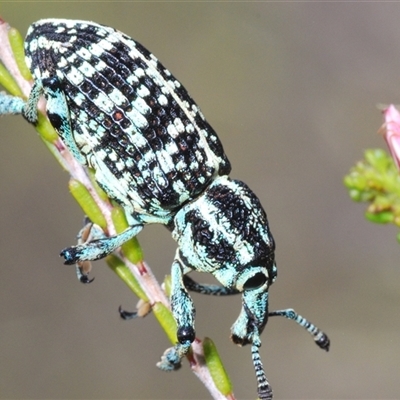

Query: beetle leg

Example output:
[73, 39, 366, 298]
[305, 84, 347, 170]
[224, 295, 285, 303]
[157, 342, 191, 372]
[22, 79, 42, 123]
[119, 300, 152, 320]
[170, 259, 196, 343]
[0, 93, 26, 117]
[61, 224, 143, 264]
[0, 79, 41, 121]
[183, 275, 239, 296]
[157, 259, 195, 371]
[269, 308, 330, 351]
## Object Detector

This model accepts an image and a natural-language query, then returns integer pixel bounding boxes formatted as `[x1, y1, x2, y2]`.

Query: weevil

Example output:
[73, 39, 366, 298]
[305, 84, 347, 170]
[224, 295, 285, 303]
[0, 19, 330, 399]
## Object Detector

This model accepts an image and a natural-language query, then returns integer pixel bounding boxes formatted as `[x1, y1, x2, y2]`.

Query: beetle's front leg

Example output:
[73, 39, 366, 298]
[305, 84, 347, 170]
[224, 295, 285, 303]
[170, 259, 196, 344]
[0, 79, 41, 121]
[157, 259, 195, 371]
[61, 223, 143, 264]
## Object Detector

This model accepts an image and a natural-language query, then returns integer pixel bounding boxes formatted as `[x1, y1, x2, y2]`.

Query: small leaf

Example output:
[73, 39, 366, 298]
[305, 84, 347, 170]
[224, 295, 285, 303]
[153, 302, 177, 344]
[111, 207, 144, 263]
[365, 148, 391, 172]
[343, 173, 367, 192]
[88, 168, 109, 201]
[69, 179, 107, 229]
[0, 62, 23, 96]
[203, 337, 233, 396]
[8, 27, 32, 81]
[365, 211, 393, 224]
[36, 112, 59, 142]
[106, 254, 148, 301]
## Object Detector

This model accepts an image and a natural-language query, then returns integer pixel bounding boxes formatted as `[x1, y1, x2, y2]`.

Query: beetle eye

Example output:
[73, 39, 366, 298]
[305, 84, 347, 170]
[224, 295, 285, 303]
[243, 272, 267, 290]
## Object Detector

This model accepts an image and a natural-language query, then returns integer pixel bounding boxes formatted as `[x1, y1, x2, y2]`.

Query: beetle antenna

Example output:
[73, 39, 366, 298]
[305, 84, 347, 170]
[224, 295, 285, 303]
[269, 308, 330, 351]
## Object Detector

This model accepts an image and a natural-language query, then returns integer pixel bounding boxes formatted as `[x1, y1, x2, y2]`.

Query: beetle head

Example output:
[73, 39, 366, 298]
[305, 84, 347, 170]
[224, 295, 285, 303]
[173, 176, 276, 345]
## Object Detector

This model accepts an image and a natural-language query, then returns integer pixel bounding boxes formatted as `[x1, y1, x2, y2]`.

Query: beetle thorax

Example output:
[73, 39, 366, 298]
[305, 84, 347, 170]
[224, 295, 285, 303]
[171, 175, 276, 289]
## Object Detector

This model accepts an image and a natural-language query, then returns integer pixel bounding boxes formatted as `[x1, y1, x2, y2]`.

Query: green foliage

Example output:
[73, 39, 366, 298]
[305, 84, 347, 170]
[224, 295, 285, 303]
[8, 27, 32, 81]
[69, 178, 108, 229]
[0, 62, 23, 96]
[106, 254, 148, 301]
[203, 337, 233, 396]
[344, 148, 400, 241]
[112, 207, 144, 264]
[153, 302, 178, 344]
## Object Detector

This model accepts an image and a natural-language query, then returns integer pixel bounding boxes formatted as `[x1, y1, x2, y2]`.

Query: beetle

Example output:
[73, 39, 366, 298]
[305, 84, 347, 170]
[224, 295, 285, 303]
[0, 19, 329, 399]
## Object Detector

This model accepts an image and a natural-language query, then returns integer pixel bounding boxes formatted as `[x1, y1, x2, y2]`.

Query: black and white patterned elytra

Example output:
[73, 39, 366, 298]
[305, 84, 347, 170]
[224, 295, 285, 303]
[25, 20, 231, 221]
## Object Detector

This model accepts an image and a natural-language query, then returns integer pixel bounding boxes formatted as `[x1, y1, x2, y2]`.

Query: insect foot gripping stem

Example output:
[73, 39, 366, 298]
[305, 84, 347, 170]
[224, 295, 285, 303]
[157, 342, 192, 372]
[61, 224, 143, 265]
[0, 18, 331, 399]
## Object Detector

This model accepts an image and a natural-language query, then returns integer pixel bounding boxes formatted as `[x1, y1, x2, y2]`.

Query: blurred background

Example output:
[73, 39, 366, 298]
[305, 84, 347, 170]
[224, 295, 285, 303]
[1, 2, 400, 399]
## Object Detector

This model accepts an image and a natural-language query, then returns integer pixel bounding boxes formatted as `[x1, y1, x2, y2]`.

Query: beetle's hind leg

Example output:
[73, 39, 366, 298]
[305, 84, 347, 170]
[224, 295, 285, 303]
[119, 300, 152, 320]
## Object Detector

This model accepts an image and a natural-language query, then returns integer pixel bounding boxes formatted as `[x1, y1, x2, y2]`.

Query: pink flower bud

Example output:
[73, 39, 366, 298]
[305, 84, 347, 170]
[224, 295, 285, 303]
[381, 105, 400, 169]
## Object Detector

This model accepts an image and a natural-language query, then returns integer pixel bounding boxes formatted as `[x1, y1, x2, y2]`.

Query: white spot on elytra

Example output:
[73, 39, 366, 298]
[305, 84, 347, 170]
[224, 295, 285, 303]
[73, 93, 86, 106]
[89, 43, 104, 57]
[134, 68, 145, 78]
[92, 91, 113, 113]
[167, 123, 179, 139]
[132, 97, 150, 115]
[98, 38, 114, 51]
[174, 118, 185, 133]
[76, 47, 92, 60]
[137, 85, 150, 98]
[127, 74, 139, 85]
[66, 67, 84, 86]
[157, 94, 168, 106]
[125, 108, 148, 129]
[108, 88, 126, 106]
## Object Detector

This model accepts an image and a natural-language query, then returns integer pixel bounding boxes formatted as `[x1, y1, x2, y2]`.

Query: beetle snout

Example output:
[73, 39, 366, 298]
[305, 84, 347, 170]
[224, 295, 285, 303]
[230, 287, 269, 346]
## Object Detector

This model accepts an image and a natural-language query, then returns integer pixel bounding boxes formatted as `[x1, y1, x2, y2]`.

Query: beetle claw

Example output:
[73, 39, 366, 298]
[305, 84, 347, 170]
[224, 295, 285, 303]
[118, 305, 138, 320]
[79, 274, 94, 284]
